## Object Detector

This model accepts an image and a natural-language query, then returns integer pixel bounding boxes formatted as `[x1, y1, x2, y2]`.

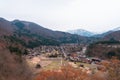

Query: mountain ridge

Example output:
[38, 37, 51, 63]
[0, 17, 120, 49]
[0, 18, 88, 49]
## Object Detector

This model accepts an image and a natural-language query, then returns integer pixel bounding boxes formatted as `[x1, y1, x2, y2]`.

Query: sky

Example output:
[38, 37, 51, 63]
[0, 0, 120, 33]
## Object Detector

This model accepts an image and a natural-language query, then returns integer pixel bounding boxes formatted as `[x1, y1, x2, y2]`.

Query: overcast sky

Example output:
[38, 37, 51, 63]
[0, 0, 120, 33]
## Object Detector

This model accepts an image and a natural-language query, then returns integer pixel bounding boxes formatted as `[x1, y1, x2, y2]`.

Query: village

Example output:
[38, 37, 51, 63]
[25, 44, 104, 75]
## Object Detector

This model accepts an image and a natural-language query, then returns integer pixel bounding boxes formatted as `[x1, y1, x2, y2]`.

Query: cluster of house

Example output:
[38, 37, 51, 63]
[26, 44, 101, 65]
[26, 46, 61, 59]
[68, 52, 101, 64]
[45, 49, 60, 57]
[26, 44, 83, 58]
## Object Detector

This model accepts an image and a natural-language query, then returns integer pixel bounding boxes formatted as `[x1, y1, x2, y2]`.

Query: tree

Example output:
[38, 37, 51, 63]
[0, 49, 32, 80]
[105, 57, 120, 80]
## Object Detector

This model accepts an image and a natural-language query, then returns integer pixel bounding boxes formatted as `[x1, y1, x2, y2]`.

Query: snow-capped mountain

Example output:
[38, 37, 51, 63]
[67, 29, 96, 37]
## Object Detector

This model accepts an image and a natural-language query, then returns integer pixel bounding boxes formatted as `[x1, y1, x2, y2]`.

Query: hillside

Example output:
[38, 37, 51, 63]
[103, 30, 120, 41]
[0, 49, 32, 80]
[0, 18, 88, 49]
[86, 40, 120, 59]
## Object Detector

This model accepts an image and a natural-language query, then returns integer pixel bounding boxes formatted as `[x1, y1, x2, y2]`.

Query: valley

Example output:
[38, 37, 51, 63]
[0, 17, 120, 80]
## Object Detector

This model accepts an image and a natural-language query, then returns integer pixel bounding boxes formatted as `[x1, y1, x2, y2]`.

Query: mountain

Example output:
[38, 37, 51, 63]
[103, 30, 120, 41]
[103, 27, 120, 40]
[102, 27, 120, 36]
[0, 18, 88, 49]
[67, 29, 95, 37]
[1, 17, 119, 50]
